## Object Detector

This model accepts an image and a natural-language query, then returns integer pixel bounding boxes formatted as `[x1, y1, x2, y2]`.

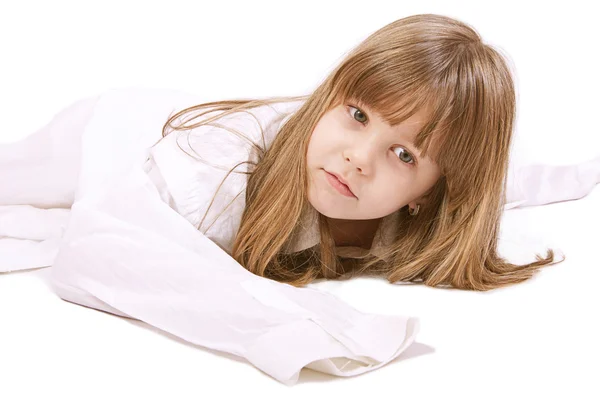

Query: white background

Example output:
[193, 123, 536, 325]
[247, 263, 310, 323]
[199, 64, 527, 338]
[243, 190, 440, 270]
[1, 0, 599, 397]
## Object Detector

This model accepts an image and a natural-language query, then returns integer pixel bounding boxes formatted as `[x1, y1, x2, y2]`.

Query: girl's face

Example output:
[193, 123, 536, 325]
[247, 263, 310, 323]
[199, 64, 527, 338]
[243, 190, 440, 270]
[306, 101, 442, 220]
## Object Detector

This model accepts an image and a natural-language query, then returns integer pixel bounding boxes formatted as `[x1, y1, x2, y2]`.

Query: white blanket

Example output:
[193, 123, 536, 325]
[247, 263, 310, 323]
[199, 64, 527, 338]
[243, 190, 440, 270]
[1, 87, 598, 385]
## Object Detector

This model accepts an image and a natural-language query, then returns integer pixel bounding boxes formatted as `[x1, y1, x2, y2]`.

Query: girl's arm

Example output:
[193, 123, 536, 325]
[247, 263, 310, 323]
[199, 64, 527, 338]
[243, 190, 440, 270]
[0, 95, 100, 209]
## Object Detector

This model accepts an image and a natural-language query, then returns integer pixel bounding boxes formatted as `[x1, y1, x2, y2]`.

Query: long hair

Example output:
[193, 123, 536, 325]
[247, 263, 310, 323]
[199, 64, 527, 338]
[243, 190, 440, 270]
[159, 14, 561, 291]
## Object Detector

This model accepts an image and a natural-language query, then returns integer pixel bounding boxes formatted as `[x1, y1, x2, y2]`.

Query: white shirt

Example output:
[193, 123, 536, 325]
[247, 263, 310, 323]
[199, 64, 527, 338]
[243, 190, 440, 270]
[0, 87, 420, 385]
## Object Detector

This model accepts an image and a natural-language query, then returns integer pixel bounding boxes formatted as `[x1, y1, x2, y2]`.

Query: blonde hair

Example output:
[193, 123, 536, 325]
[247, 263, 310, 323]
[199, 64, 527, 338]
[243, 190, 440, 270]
[159, 14, 562, 291]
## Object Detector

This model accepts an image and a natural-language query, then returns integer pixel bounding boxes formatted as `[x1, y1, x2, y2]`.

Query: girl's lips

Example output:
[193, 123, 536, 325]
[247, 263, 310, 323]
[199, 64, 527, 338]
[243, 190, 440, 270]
[324, 170, 356, 198]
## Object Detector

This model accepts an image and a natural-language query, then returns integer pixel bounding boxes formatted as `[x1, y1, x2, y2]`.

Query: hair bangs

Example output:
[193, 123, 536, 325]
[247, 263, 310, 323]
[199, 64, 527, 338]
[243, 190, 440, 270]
[327, 60, 456, 164]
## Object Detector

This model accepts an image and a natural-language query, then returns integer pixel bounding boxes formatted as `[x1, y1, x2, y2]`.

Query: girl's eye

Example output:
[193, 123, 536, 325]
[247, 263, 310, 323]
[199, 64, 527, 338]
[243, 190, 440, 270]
[348, 105, 368, 125]
[348, 104, 416, 166]
[393, 147, 415, 165]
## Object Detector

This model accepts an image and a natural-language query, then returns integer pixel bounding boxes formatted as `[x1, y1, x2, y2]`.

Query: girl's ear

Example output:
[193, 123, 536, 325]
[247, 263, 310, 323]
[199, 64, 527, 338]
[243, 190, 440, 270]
[409, 181, 439, 210]
[407, 200, 421, 210]
[408, 193, 431, 211]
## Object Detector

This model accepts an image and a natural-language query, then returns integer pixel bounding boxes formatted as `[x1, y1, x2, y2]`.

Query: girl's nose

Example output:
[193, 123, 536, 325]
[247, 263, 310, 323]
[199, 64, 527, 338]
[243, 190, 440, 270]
[343, 141, 378, 174]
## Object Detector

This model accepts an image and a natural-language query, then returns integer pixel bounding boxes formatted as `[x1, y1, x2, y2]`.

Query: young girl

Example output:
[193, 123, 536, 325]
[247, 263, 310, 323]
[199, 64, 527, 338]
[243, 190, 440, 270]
[2, 13, 599, 385]
[1, 14, 599, 291]
[145, 13, 598, 291]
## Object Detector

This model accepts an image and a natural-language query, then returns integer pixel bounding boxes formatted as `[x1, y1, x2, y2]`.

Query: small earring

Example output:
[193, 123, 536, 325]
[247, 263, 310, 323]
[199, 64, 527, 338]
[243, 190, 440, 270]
[408, 204, 420, 216]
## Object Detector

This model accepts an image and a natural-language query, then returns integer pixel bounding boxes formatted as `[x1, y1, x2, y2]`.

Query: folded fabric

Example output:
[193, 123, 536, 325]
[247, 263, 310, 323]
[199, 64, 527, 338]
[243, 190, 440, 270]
[50, 163, 419, 385]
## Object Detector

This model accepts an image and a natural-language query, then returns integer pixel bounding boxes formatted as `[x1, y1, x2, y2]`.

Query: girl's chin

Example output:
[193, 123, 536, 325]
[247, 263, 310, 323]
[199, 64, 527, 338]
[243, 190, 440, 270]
[308, 199, 352, 219]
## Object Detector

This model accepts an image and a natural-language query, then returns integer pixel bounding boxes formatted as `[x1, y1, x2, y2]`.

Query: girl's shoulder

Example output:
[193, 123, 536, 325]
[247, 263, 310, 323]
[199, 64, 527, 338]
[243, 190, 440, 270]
[138, 89, 304, 253]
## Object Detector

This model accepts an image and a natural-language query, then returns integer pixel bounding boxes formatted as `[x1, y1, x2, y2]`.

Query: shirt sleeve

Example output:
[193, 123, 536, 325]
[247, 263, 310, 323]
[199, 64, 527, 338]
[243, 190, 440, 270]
[49, 159, 420, 386]
[140, 115, 253, 254]
[47, 94, 420, 385]
[504, 155, 600, 210]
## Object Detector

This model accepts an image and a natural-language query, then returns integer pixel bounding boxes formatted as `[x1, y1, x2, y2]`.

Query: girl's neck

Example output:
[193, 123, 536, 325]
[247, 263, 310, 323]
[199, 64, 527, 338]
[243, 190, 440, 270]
[327, 217, 382, 249]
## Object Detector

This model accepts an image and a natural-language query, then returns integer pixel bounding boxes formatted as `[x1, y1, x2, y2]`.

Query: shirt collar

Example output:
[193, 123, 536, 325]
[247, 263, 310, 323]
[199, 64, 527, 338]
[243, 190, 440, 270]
[281, 204, 401, 259]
